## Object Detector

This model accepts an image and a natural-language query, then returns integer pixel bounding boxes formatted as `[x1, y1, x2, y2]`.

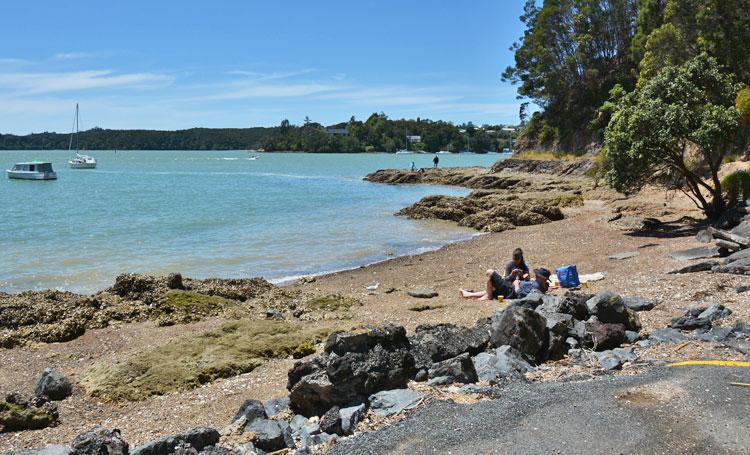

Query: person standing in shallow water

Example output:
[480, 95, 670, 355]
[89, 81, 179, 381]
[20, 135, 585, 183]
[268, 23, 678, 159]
[433, 155, 439, 168]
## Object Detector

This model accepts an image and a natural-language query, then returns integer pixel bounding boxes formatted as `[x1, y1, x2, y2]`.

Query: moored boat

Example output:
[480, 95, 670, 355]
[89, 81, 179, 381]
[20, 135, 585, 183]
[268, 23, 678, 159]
[67, 103, 97, 169]
[6, 162, 57, 180]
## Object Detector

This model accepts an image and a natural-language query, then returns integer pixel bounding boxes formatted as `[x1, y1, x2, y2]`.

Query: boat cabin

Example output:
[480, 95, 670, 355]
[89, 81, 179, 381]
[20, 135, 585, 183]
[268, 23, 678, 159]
[12, 162, 54, 173]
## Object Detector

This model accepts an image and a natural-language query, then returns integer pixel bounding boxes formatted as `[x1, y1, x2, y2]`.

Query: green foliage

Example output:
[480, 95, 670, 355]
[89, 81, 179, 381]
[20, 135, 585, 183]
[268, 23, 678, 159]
[603, 54, 743, 217]
[722, 170, 750, 206]
[737, 87, 750, 126]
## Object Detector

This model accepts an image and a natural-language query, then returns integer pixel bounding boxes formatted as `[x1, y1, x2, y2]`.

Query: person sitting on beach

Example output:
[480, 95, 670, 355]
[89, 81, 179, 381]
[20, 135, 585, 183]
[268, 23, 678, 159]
[504, 248, 530, 281]
[460, 267, 551, 301]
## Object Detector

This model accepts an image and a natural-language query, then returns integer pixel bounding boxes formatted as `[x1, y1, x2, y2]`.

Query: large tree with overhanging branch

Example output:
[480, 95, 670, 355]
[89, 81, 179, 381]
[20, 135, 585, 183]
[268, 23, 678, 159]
[603, 53, 745, 219]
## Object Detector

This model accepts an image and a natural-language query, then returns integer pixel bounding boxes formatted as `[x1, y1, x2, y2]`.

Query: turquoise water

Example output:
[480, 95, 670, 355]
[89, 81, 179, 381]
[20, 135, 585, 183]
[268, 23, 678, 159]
[0, 151, 503, 293]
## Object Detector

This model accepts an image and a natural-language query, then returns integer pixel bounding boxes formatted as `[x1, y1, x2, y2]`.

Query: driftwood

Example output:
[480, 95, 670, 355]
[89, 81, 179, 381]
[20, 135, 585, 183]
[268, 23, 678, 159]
[707, 227, 750, 249]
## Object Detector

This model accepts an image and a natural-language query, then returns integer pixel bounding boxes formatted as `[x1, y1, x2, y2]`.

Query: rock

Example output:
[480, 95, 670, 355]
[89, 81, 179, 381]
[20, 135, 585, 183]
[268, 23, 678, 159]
[339, 404, 366, 435]
[490, 305, 548, 363]
[586, 291, 641, 331]
[737, 285, 750, 293]
[565, 337, 579, 349]
[472, 345, 534, 383]
[196, 447, 235, 455]
[288, 323, 415, 416]
[0, 393, 59, 431]
[35, 368, 73, 401]
[3, 446, 71, 455]
[698, 304, 732, 321]
[669, 247, 721, 261]
[414, 369, 428, 382]
[668, 261, 720, 274]
[545, 313, 573, 335]
[243, 419, 293, 452]
[695, 326, 734, 342]
[636, 339, 652, 348]
[290, 414, 309, 432]
[130, 428, 220, 455]
[265, 309, 283, 320]
[625, 330, 640, 343]
[670, 315, 711, 331]
[166, 273, 184, 290]
[622, 297, 658, 312]
[319, 406, 342, 436]
[726, 249, 750, 264]
[695, 229, 713, 243]
[368, 389, 425, 417]
[406, 288, 438, 299]
[70, 427, 128, 455]
[609, 251, 640, 260]
[409, 323, 489, 370]
[232, 399, 267, 425]
[427, 353, 478, 385]
[648, 328, 688, 343]
[585, 320, 627, 351]
[263, 397, 289, 418]
[297, 422, 321, 448]
[556, 292, 591, 320]
[545, 332, 568, 361]
[598, 355, 623, 370]
[235, 442, 263, 455]
[426, 376, 454, 386]
[445, 384, 502, 397]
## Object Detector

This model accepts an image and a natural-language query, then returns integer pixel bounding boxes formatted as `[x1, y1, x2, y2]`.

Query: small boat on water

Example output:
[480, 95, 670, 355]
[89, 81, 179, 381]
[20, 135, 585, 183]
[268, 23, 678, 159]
[6, 162, 57, 180]
[249, 155, 259, 160]
[67, 103, 97, 169]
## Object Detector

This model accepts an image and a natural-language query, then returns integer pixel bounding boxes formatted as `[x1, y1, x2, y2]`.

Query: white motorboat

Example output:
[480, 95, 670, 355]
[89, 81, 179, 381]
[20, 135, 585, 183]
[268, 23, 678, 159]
[67, 103, 96, 169]
[6, 162, 57, 180]
[249, 155, 259, 160]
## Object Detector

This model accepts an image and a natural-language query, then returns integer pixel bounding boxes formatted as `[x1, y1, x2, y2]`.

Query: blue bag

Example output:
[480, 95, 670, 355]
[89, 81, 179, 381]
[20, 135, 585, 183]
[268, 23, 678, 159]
[556, 265, 580, 288]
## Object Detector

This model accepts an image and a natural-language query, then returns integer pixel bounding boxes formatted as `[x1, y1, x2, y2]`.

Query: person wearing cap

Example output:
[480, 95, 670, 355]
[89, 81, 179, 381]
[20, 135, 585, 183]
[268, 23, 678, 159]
[460, 267, 551, 301]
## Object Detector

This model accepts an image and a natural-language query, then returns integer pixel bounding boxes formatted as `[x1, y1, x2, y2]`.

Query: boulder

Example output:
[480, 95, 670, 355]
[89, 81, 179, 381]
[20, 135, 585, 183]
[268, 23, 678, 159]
[406, 288, 438, 299]
[586, 291, 641, 331]
[622, 297, 658, 312]
[232, 399, 267, 425]
[490, 305, 548, 363]
[625, 330, 640, 344]
[668, 261, 720, 274]
[586, 320, 627, 351]
[339, 403, 366, 435]
[166, 273, 184, 290]
[648, 328, 688, 343]
[698, 304, 732, 321]
[368, 389, 425, 417]
[556, 292, 591, 320]
[409, 323, 489, 370]
[263, 397, 289, 418]
[130, 428, 220, 455]
[297, 422, 321, 448]
[512, 290, 545, 310]
[70, 427, 128, 455]
[726, 249, 750, 264]
[545, 332, 568, 361]
[243, 419, 293, 452]
[319, 406, 342, 436]
[35, 368, 73, 401]
[0, 393, 59, 431]
[427, 353, 478, 385]
[472, 345, 533, 383]
[288, 323, 415, 416]
[290, 414, 309, 432]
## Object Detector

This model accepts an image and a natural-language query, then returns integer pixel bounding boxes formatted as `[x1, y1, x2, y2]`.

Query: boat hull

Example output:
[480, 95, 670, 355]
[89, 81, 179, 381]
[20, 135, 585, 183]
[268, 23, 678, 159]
[69, 161, 96, 169]
[6, 170, 57, 180]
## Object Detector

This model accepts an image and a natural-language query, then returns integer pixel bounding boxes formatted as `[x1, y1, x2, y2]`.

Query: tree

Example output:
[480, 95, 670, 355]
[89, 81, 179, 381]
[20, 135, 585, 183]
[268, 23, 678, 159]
[603, 54, 743, 218]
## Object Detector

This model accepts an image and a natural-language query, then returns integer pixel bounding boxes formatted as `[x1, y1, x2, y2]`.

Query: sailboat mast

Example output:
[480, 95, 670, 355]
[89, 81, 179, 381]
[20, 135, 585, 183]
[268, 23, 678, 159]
[75, 103, 79, 152]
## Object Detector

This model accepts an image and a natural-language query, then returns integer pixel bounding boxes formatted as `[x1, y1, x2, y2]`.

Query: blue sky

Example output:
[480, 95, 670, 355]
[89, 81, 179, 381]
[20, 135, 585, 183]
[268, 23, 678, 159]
[0, 1, 527, 134]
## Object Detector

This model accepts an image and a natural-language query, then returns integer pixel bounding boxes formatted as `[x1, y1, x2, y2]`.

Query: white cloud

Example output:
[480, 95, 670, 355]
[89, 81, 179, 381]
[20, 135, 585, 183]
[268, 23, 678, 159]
[225, 68, 316, 81]
[53, 52, 99, 60]
[0, 70, 173, 95]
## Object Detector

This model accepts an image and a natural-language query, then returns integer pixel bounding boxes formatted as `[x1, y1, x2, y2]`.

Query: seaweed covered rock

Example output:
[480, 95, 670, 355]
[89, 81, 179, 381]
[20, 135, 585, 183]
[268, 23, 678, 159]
[35, 368, 73, 401]
[288, 323, 415, 417]
[409, 323, 489, 371]
[109, 273, 166, 302]
[0, 393, 59, 432]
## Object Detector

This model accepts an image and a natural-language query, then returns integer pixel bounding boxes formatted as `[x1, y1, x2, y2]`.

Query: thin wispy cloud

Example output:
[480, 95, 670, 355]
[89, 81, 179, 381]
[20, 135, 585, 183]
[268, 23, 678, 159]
[225, 68, 317, 81]
[54, 52, 99, 60]
[0, 70, 173, 95]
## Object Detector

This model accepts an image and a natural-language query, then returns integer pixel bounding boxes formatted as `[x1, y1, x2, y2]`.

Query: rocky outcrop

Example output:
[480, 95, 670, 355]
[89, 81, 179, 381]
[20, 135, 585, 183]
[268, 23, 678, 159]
[490, 158, 597, 176]
[70, 427, 128, 455]
[0, 393, 59, 432]
[490, 306, 548, 363]
[287, 323, 416, 417]
[409, 323, 489, 372]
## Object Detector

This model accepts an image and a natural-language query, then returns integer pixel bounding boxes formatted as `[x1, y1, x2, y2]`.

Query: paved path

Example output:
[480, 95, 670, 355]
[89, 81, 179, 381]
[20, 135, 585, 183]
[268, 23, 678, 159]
[329, 365, 750, 454]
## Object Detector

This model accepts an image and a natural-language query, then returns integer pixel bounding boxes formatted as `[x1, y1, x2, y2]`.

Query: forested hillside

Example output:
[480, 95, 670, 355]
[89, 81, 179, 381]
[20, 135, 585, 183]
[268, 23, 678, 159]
[503, 0, 750, 154]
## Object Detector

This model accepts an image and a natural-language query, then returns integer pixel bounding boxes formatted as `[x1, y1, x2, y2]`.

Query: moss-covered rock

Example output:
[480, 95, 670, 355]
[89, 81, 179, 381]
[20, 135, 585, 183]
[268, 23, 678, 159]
[81, 319, 340, 401]
[0, 393, 59, 432]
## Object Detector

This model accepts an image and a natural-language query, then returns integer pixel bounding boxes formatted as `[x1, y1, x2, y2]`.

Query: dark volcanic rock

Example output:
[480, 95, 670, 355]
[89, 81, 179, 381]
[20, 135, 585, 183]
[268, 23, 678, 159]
[586, 291, 641, 331]
[648, 328, 688, 343]
[623, 297, 658, 312]
[586, 320, 627, 351]
[669, 247, 721, 261]
[339, 403, 366, 435]
[166, 273, 184, 290]
[368, 389, 425, 417]
[232, 399, 267, 425]
[670, 304, 732, 331]
[130, 427, 220, 455]
[263, 396, 290, 418]
[4, 445, 71, 455]
[70, 426, 128, 455]
[409, 323, 489, 370]
[668, 261, 720, 274]
[288, 323, 415, 416]
[472, 345, 534, 383]
[243, 419, 293, 452]
[35, 368, 73, 401]
[319, 406, 343, 436]
[427, 353, 478, 385]
[490, 305, 548, 363]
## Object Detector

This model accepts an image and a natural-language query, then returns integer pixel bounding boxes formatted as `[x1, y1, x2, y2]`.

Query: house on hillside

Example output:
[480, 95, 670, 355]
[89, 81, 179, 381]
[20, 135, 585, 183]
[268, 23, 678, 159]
[324, 127, 350, 137]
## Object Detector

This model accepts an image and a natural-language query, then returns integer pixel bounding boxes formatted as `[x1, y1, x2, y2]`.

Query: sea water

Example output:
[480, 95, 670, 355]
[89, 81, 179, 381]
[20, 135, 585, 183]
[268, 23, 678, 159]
[0, 151, 503, 293]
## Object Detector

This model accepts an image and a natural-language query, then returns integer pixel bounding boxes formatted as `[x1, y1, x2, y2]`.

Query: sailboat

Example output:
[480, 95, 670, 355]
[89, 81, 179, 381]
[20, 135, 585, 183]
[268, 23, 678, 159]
[68, 103, 97, 169]
[395, 129, 412, 154]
